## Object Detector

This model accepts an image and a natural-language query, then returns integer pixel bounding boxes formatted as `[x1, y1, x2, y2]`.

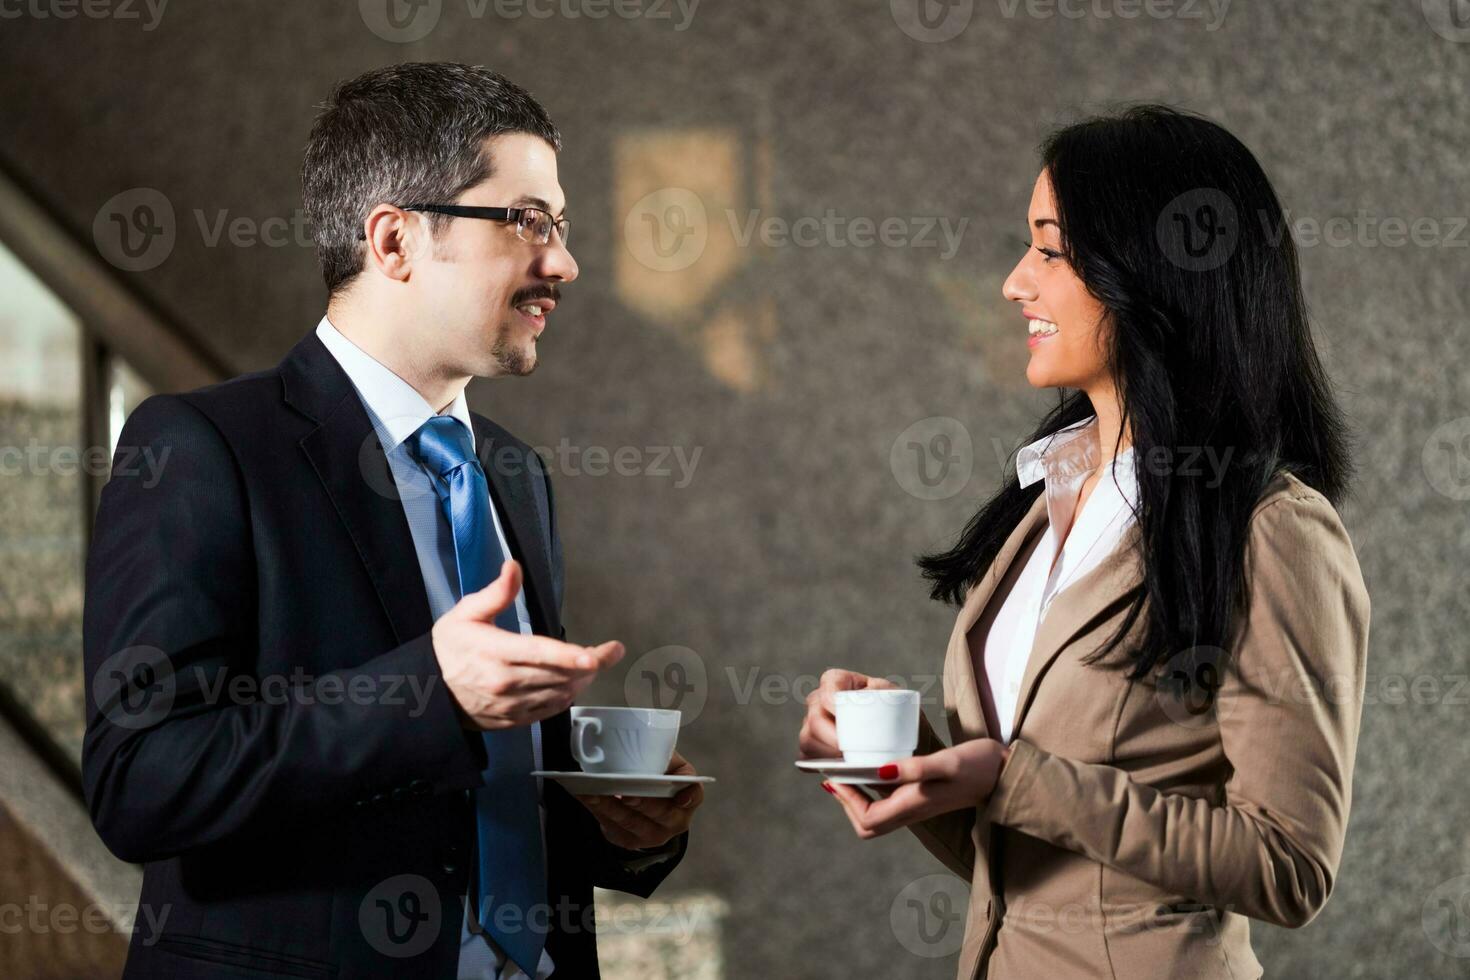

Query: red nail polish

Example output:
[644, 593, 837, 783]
[821, 782, 835, 794]
[878, 764, 899, 780]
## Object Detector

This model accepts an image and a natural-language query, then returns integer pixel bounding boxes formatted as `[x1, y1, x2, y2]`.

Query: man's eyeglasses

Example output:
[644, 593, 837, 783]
[356, 204, 570, 246]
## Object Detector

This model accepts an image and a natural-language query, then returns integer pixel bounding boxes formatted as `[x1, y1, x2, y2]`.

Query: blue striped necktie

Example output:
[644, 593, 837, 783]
[408, 415, 547, 977]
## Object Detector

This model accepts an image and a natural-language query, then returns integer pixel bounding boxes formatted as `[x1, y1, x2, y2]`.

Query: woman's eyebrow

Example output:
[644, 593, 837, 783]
[1033, 217, 1059, 230]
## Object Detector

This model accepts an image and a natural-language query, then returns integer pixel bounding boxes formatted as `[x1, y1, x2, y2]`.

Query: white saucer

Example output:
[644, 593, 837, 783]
[794, 758, 903, 786]
[533, 770, 715, 798]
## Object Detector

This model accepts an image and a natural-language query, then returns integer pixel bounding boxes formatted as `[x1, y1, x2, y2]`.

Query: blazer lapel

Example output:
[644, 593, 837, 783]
[281, 332, 435, 650]
[1007, 518, 1145, 739]
[944, 490, 1049, 743]
[471, 417, 561, 639]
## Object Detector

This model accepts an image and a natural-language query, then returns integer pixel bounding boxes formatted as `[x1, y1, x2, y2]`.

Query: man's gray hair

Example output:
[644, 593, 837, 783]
[302, 62, 561, 294]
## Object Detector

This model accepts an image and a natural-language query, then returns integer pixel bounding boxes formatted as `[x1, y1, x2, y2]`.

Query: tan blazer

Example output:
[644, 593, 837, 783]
[907, 469, 1371, 979]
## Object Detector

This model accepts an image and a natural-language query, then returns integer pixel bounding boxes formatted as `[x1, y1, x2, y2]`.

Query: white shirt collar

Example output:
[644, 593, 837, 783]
[314, 315, 475, 453]
[1017, 414, 1137, 502]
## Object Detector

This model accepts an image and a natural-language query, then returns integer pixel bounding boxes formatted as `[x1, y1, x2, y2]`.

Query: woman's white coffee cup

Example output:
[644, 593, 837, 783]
[569, 706, 681, 775]
[833, 689, 920, 765]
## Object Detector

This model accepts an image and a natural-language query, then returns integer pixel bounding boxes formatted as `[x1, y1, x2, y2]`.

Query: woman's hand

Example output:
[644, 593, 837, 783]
[798, 668, 899, 760]
[823, 739, 1010, 839]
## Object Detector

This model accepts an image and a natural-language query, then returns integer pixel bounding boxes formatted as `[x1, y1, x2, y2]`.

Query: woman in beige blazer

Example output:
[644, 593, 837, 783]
[799, 105, 1371, 979]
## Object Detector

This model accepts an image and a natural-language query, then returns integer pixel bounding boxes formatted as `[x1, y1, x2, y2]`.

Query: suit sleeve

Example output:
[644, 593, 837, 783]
[982, 493, 1371, 928]
[905, 713, 977, 879]
[590, 825, 689, 896]
[537, 456, 689, 892]
[82, 395, 487, 865]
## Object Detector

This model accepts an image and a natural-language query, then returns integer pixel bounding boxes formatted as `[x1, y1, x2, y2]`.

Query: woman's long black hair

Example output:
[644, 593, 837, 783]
[918, 104, 1355, 683]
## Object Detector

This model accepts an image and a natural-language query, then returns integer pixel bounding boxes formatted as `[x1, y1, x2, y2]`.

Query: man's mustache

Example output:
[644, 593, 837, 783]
[510, 284, 560, 306]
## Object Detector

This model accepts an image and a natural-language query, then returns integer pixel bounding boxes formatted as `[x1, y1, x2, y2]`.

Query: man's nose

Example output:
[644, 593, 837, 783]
[536, 235, 578, 283]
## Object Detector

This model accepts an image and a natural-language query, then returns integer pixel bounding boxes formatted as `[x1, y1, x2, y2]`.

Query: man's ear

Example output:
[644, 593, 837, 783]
[361, 203, 427, 282]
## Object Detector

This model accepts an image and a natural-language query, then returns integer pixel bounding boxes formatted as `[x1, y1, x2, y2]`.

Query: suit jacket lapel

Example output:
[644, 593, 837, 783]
[1007, 519, 1144, 739]
[943, 486, 1147, 746]
[944, 490, 1049, 743]
[471, 416, 561, 639]
[282, 332, 435, 651]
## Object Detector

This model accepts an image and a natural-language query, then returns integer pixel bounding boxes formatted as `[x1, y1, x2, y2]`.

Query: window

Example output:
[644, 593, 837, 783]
[0, 239, 152, 765]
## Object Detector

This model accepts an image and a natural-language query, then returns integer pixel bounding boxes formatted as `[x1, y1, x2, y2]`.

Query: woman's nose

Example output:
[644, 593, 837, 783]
[1002, 256, 1037, 303]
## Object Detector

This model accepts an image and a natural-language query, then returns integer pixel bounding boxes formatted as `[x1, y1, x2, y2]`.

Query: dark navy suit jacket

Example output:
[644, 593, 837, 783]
[81, 330, 686, 978]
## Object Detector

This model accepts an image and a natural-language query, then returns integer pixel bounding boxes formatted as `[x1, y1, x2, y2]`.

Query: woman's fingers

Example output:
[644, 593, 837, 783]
[824, 780, 936, 837]
[802, 669, 905, 761]
[875, 752, 944, 784]
[800, 685, 839, 757]
[860, 783, 940, 835]
[823, 781, 877, 838]
[798, 707, 840, 758]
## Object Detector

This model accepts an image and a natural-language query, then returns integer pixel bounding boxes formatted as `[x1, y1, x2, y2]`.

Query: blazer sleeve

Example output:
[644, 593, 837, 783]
[82, 395, 487, 865]
[982, 492, 1371, 928]
[589, 828, 690, 897]
[905, 713, 977, 879]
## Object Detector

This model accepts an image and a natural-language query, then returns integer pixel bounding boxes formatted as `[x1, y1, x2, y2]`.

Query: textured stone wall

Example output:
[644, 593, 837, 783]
[2, 2, 1467, 976]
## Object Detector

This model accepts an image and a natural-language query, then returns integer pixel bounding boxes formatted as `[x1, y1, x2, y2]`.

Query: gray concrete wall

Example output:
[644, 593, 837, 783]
[2, 1, 1467, 976]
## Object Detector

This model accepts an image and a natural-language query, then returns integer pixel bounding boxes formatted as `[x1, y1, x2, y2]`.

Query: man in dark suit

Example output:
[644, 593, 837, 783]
[82, 62, 702, 979]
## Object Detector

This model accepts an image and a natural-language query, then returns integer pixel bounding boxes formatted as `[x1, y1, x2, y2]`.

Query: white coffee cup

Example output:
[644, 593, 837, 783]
[834, 688, 920, 765]
[569, 706, 680, 775]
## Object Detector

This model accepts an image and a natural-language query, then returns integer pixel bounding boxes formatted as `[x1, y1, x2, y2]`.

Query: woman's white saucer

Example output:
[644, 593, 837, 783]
[794, 758, 901, 786]
[533, 770, 714, 798]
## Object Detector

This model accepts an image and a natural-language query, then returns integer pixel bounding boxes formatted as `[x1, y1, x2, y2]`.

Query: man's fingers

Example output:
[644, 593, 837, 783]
[614, 795, 679, 821]
[499, 663, 597, 693]
[456, 560, 521, 621]
[577, 804, 641, 849]
[493, 686, 578, 726]
[492, 634, 625, 672]
[583, 640, 626, 670]
[581, 795, 671, 838]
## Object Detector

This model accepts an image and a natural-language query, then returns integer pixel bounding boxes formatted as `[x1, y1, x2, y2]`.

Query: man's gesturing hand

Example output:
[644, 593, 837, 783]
[432, 560, 624, 730]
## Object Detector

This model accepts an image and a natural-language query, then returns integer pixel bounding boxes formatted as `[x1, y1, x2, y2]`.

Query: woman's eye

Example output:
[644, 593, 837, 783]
[1010, 235, 1062, 262]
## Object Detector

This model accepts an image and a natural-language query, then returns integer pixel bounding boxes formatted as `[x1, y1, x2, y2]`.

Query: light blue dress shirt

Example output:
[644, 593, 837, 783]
[315, 317, 555, 979]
